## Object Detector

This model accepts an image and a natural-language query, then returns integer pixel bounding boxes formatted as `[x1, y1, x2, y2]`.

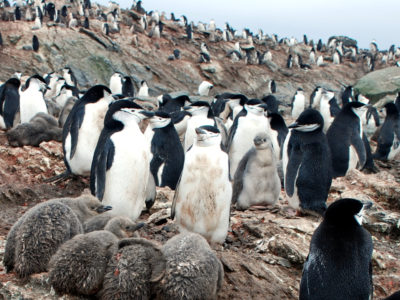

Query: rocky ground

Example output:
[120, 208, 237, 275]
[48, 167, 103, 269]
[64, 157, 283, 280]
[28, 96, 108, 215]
[0, 130, 399, 299]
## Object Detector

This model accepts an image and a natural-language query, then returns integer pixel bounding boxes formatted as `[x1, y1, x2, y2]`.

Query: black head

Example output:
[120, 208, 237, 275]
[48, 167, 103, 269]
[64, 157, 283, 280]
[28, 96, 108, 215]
[81, 85, 112, 104]
[150, 111, 172, 128]
[384, 102, 399, 116]
[195, 125, 220, 135]
[184, 101, 210, 109]
[324, 198, 369, 227]
[289, 108, 324, 132]
[104, 99, 143, 128]
[5, 77, 21, 88]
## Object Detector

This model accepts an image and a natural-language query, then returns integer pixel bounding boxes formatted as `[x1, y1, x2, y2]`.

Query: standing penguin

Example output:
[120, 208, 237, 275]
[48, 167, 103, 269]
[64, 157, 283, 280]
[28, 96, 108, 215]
[299, 198, 373, 300]
[319, 90, 336, 132]
[283, 109, 332, 215]
[109, 72, 123, 95]
[227, 99, 270, 179]
[172, 125, 232, 243]
[146, 111, 184, 189]
[60, 85, 113, 179]
[90, 100, 152, 221]
[373, 102, 400, 160]
[326, 102, 368, 178]
[122, 76, 134, 97]
[32, 35, 39, 52]
[341, 86, 355, 106]
[232, 132, 281, 210]
[19, 75, 48, 124]
[183, 101, 215, 152]
[291, 88, 305, 119]
[0, 77, 20, 129]
[267, 112, 288, 159]
[138, 80, 149, 97]
[309, 86, 323, 109]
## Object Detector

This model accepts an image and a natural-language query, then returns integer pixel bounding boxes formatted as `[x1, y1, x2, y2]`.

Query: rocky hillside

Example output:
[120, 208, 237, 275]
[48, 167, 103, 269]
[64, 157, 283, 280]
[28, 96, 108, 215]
[1, 2, 400, 300]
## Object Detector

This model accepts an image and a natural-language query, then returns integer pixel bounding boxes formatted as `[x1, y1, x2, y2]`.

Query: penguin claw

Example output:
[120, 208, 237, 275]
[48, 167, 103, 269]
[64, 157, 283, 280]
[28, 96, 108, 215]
[43, 170, 71, 183]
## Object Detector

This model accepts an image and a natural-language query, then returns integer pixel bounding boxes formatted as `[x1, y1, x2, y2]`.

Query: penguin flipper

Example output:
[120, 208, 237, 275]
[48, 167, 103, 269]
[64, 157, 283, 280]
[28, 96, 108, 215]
[90, 133, 114, 200]
[3, 89, 19, 128]
[351, 133, 366, 168]
[232, 148, 254, 204]
[226, 110, 245, 152]
[361, 133, 377, 173]
[285, 144, 302, 197]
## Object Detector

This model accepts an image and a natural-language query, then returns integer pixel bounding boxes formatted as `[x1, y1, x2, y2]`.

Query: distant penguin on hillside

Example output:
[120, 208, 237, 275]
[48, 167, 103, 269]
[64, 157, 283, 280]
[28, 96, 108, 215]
[309, 86, 323, 109]
[145, 111, 184, 190]
[198, 80, 213, 96]
[319, 90, 336, 132]
[109, 72, 124, 95]
[172, 125, 232, 243]
[0, 77, 20, 129]
[32, 35, 39, 51]
[326, 102, 368, 178]
[283, 109, 332, 215]
[232, 132, 281, 210]
[291, 88, 305, 119]
[227, 99, 270, 179]
[60, 85, 113, 179]
[183, 101, 215, 152]
[299, 198, 373, 300]
[90, 100, 152, 221]
[62, 67, 77, 87]
[138, 80, 149, 97]
[19, 75, 48, 124]
[373, 102, 400, 161]
[122, 76, 134, 97]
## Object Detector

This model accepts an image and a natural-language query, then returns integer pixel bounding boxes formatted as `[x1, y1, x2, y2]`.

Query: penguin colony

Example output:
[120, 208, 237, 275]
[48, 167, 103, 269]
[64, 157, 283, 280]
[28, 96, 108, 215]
[0, 1, 399, 299]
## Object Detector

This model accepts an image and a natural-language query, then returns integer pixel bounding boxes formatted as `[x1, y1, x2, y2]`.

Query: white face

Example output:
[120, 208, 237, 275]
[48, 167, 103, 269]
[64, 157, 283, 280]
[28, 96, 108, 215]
[187, 105, 208, 115]
[295, 123, 320, 132]
[150, 116, 171, 128]
[103, 91, 114, 104]
[118, 108, 146, 123]
[352, 106, 367, 118]
[245, 104, 264, 115]
[196, 130, 221, 146]
[354, 207, 364, 225]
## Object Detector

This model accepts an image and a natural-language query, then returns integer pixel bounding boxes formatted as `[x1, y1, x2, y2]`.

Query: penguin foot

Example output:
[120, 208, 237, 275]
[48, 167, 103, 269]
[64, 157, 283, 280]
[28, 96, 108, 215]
[43, 170, 71, 183]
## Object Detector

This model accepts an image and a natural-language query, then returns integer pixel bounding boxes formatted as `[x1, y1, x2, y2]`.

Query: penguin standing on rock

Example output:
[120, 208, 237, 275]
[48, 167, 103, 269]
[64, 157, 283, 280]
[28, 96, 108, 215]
[327, 102, 368, 178]
[232, 132, 281, 210]
[91, 100, 153, 221]
[227, 99, 270, 179]
[373, 102, 400, 161]
[283, 109, 332, 215]
[58, 85, 113, 180]
[145, 111, 184, 190]
[172, 125, 232, 244]
[300, 198, 373, 300]
[32, 35, 39, 52]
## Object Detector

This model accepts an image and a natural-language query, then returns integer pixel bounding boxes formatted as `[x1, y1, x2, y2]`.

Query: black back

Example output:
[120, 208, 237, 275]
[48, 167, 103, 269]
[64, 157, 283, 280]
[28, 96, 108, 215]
[326, 102, 366, 177]
[150, 112, 184, 190]
[32, 35, 39, 52]
[0, 78, 20, 129]
[300, 198, 373, 300]
[122, 76, 134, 97]
[0, 32, 3, 46]
[261, 95, 279, 114]
[341, 86, 354, 106]
[83, 16, 89, 28]
[14, 6, 21, 20]
[159, 95, 189, 114]
[329, 97, 341, 117]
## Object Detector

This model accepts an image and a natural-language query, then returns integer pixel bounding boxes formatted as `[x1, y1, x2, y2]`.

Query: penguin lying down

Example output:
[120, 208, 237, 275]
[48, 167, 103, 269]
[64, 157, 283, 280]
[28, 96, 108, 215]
[6, 112, 62, 147]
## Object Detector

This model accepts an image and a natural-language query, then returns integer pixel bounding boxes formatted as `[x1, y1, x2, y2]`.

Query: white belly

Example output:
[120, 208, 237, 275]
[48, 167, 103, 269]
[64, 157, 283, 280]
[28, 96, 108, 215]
[282, 130, 291, 185]
[347, 145, 359, 173]
[174, 146, 232, 243]
[291, 97, 305, 119]
[19, 90, 48, 123]
[103, 128, 150, 220]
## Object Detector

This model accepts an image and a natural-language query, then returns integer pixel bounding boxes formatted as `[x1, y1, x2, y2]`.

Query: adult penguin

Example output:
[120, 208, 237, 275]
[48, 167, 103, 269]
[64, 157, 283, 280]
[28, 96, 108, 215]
[19, 74, 48, 124]
[90, 100, 153, 221]
[373, 102, 400, 160]
[0, 77, 20, 129]
[267, 111, 288, 159]
[227, 99, 270, 179]
[291, 88, 305, 119]
[172, 125, 231, 244]
[146, 111, 184, 190]
[326, 102, 368, 178]
[283, 109, 332, 215]
[56, 85, 113, 180]
[299, 198, 373, 300]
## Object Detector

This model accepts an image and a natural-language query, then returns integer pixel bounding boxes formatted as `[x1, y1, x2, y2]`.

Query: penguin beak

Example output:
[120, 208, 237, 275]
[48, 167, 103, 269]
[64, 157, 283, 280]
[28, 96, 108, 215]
[195, 127, 206, 135]
[96, 205, 112, 213]
[259, 104, 268, 110]
[139, 111, 154, 118]
[133, 222, 145, 231]
[288, 122, 298, 129]
[183, 105, 192, 111]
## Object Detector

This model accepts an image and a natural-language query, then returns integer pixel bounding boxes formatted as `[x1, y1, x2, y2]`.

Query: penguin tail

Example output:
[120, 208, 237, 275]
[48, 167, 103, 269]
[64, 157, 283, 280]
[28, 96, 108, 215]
[43, 169, 71, 183]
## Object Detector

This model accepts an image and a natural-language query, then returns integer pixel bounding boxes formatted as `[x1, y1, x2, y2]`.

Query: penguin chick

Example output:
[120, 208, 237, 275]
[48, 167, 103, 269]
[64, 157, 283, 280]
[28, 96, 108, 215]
[83, 212, 114, 233]
[155, 232, 224, 300]
[232, 132, 281, 210]
[3, 194, 110, 279]
[99, 238, 165, 300]
[6, 112, 62, 147]
[300, 198, 373, 300]
[49, 217, 144, 296]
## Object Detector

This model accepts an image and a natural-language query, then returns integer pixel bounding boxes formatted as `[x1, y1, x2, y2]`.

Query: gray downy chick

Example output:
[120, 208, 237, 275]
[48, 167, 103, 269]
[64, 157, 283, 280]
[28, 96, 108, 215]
[99, 237, 165, 300]
[3, 194, 110, 279]
[49, 216, 144, 296]
[7, 112, 62, 147]
[232, 132, 281, 210]
[155, 232, 224, 300]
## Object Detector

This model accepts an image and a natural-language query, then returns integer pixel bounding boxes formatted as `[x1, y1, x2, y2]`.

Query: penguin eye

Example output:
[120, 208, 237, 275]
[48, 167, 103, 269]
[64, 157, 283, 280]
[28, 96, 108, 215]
[125, 226, 130, 230]
[91, 206, 95, 210]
